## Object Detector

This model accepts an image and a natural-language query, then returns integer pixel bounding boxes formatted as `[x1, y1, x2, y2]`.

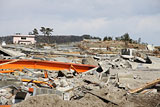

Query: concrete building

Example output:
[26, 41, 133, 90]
[13, 34, 36, 45]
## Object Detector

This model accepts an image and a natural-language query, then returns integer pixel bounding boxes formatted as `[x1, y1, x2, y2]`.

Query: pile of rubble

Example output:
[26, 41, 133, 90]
[0, 45, 160, 107]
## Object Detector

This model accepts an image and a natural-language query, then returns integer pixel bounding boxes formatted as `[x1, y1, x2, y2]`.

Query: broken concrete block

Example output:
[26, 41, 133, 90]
[58, 70, 74, 78]
[0, 88, 13, 105]
[56, 86, 74, 92]
[63, 92, 72, 100]
[98, 61, 111, 72]
[59, 78, 69, 87]
[32, 88, 63, 97]
[49, 72, 58, 78]
[82, 57, 98, 66]
[0, 89, 7, 95]
[0, 96, 8, 105]
[81, 67, 99, 77]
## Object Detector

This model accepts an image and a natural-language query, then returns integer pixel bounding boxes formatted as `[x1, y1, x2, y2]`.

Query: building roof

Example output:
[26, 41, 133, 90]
[12, 35, 35, 37]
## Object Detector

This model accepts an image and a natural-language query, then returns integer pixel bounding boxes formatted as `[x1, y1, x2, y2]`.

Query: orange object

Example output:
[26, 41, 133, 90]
[21, 79, 54, 88]
[28, 88, 34, 92]
[0, 59, 96, 73]
[44, 70, 48, 78]
[0, 70, 15, 73]
[0, 59, 19, 66]
[0, 105, 11, 107]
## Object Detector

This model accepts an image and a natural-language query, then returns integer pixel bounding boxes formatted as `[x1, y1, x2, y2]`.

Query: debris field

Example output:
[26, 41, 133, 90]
[0, 43, 160, 107]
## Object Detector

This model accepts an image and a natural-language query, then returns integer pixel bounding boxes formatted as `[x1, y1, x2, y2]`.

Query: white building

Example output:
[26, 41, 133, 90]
[13, 34, 36, 45]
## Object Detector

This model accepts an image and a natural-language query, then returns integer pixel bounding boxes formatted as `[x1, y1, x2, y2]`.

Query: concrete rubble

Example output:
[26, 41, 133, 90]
[0, 43, 160, 107]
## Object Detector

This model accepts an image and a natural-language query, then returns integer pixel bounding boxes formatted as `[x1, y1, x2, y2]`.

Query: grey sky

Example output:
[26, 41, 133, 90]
[0, 0, 160, 45]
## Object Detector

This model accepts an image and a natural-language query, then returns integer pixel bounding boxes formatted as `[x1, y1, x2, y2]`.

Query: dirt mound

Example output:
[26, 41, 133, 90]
[12, 87, 160, 107]
[122, 93, 160, 107]
[13, 94, 72, 107]
[12, 93, 116, 107]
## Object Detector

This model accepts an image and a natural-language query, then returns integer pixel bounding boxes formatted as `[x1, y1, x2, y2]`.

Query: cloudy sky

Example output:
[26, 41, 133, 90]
[0, 0, 160, 45]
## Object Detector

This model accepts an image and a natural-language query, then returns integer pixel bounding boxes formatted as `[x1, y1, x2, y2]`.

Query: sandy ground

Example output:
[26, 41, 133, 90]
[12, 87, 160, 107]
[12, 94, 113, 107]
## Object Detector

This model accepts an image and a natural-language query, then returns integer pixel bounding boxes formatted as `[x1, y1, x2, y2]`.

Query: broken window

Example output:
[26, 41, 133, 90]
[21, 37, 26, 40]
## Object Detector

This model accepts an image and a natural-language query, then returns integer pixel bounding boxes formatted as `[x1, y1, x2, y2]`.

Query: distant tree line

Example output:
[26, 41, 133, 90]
[0, 35, 83, 44]
[28, 28, 143, 45]
[103, 33, 143, 44]
[35, 35, 83, 44]
[82, 34, 101, 41]
[103, 36, 113, 41]
[0, 26, 147, 45]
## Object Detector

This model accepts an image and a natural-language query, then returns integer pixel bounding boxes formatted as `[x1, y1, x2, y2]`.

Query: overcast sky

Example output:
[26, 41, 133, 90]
[0, 0, 160, 45]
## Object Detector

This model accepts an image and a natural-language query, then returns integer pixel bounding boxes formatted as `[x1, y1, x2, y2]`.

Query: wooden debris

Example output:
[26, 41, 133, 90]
[129, 78, 160, 93]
